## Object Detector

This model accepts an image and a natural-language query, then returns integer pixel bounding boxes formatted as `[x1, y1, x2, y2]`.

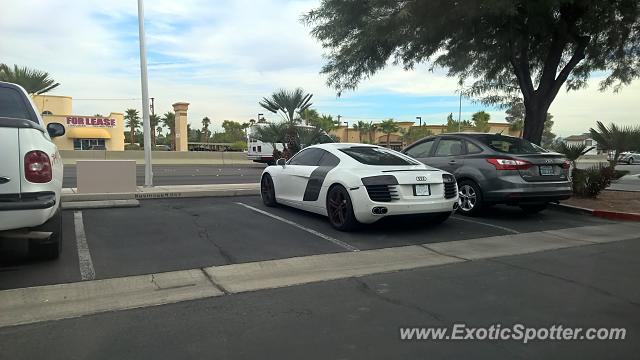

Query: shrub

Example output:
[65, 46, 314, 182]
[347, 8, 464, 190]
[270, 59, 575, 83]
[124, 144, 141, 150]
[571, 164, 614, 198]
[230, 140, 247, 151]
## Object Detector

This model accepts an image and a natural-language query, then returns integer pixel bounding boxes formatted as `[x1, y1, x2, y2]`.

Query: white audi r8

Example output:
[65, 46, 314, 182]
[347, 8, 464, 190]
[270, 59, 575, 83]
[260, 143, 459, 231]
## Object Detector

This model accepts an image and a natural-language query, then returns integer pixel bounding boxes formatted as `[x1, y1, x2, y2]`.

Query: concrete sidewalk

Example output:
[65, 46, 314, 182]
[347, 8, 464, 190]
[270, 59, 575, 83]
[61, 183, 260, 202]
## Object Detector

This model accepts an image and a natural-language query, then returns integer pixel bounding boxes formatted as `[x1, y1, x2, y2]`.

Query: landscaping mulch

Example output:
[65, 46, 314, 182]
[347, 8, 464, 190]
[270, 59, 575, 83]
[562, 190, 640, 214]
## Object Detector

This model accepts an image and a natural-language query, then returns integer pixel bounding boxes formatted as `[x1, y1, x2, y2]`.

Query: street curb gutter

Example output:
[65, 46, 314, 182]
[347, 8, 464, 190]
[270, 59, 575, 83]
[550, 203, 640, 222]
[61, 189, 260, 202]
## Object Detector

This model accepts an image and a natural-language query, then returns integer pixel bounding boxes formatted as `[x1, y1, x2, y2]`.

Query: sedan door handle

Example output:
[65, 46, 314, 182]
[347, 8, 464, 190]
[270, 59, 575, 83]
[448, 160, 457, 164]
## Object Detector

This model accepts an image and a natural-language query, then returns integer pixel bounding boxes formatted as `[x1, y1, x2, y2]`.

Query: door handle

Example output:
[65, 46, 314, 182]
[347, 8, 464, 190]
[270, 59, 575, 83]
[448, 160, 457, 164]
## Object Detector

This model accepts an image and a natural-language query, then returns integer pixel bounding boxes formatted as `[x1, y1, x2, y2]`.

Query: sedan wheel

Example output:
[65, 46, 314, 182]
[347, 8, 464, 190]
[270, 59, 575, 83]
[628, 157, 634, 165]
[261, 174, 277, 207]
[326, 185, 358, 231]
[456, 180, 483, 216]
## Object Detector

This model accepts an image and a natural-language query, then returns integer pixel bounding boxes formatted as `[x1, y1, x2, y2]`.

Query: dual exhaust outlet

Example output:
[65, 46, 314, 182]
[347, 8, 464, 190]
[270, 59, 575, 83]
[371, 207, 388, 215]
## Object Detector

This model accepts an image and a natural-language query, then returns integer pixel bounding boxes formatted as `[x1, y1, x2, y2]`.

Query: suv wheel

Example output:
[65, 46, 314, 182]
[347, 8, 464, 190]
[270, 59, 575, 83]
[457, 180, 484, 216]
[29, 208, 62, 260]
[628, 157, 634, 165]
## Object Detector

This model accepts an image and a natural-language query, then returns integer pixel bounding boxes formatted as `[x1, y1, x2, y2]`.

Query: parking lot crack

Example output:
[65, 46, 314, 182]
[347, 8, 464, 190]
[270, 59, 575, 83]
[350, 278, 445, 322]
[175, 206, 236, 265]
[489, 258, 640, 309]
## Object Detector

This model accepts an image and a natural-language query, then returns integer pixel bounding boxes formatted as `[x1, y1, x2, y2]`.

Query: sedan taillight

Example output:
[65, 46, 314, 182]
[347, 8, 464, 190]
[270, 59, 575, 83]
[561, 160, 571, 169]
[24, 150, 52, 183]
[486, 158, 532, 170]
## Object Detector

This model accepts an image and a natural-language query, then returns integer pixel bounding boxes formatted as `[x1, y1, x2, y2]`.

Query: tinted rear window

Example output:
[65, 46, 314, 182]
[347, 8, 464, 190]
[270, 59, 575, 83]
[477, 135, 542, 154]
[340, 147, 418, 165]
[0, 87, 33, 121]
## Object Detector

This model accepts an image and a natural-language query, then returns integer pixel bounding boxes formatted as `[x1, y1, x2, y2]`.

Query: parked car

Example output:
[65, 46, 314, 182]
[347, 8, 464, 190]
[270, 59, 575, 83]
[154, 144, 171, 151]
[0, 81, 66, 259]
[608, 151, 640, 165]
[402, 133, 572, 215]
[261, 143, 459, 231]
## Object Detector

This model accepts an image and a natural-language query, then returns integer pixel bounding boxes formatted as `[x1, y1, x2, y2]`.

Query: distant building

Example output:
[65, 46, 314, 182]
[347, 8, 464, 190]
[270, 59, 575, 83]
[330, 121, 518, 150]
[32, 94, 125, 151]
[563, 133, 599, 155]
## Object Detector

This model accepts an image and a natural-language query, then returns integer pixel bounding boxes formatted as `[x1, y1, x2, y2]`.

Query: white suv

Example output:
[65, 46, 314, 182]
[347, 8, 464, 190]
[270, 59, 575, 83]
[0, 81, 65, 259]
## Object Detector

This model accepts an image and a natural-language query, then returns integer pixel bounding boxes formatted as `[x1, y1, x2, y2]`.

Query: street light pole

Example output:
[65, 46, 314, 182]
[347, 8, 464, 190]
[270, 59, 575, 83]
[416, 116, 422, 127]
[258, 113, 263, 122]
[458, 91, 463, 132]
[137, 0, 153, 186]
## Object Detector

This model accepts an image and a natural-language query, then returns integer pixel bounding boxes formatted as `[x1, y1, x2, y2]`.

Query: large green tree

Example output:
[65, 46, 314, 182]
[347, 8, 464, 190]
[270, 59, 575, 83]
[504, 99, 555, 145]
[201, 117, 211, 143]
[304, 0, 640, 145]
[0, 64, 60, 94]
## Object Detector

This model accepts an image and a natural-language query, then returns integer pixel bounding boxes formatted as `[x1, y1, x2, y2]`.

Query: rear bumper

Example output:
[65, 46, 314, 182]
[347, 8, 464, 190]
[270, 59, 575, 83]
[481, 176, 572, 203]
[0, 192, 58, 231]
[350, 187, 458, 224]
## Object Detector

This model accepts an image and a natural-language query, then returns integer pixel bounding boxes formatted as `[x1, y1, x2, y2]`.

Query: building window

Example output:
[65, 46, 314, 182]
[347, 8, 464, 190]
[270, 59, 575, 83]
[42, 110, 53, 116]
[73, 138, 106, 150]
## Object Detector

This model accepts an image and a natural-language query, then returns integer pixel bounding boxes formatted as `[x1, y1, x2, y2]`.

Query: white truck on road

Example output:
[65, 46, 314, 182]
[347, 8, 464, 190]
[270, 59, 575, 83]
[0, 81, 66, 259]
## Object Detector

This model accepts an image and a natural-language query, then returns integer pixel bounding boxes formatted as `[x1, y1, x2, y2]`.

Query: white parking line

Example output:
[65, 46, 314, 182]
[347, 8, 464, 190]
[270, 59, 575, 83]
[235, 202, 360, 252]
[73, 211, 96, 281]
[451, 215, 520, 234]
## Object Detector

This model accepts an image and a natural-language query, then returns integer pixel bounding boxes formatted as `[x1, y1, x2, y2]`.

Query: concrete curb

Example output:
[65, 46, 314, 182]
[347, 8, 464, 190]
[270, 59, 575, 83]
[61, 199, 140, 210]
[134, 189, 259, 200]
[61, 184, 261, 202]
[550, 203, 640, 222]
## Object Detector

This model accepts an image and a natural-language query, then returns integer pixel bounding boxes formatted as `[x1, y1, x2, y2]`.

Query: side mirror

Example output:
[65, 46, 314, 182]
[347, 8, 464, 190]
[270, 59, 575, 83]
[47, 122, 65, 138]
[276, 158, 287, 167]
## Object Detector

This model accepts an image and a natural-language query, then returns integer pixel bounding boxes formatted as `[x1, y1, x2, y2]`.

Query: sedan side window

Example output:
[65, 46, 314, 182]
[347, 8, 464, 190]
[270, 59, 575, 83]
[434, 139, 465, 157]
[405, 139, 435, 158]
[288, 148, 325, 166]
[466, 141, 483, 154]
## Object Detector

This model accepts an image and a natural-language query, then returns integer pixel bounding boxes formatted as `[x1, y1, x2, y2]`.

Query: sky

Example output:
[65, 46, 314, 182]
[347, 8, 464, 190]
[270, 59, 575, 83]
[1, 0, 638, 137]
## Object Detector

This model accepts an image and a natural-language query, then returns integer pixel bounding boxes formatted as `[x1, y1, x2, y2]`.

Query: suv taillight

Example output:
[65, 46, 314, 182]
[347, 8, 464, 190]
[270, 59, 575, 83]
[486, 158, 532, 170]
[24, 151, 52, 183]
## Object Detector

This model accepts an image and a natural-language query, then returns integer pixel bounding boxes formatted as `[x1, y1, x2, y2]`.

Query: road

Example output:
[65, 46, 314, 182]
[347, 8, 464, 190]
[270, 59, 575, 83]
[63, 164, 265, 188]
[62, 162, 640, 189]
[0, 196, 638, 359]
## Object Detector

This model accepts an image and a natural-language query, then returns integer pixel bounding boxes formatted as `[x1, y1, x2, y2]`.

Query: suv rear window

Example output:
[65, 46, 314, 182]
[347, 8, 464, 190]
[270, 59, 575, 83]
[340, 146, 418, 166]
[0, 87, 34, 121]
[477, 135, 542, 154]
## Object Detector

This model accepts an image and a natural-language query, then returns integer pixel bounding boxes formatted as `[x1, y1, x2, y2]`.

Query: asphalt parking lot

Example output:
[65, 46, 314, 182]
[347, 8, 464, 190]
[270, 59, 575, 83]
[0, 195, 615, 291]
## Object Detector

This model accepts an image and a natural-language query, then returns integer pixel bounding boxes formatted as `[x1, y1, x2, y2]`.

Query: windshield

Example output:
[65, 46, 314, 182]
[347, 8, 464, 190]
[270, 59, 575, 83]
[341, 146, 419, 165]
[477, 135, 543, 154]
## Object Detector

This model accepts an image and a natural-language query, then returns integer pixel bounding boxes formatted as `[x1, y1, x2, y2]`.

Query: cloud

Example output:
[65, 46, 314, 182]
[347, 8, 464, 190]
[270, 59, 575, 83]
[1, 0, 637, 136]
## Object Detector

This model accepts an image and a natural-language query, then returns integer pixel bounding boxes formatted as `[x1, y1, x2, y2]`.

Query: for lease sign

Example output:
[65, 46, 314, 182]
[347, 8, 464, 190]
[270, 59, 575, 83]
[66, 117, 116, 127]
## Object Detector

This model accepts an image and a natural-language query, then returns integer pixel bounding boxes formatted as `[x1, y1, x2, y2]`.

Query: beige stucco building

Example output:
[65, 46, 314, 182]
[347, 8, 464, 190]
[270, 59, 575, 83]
[331, 121, 518, 150]
[32, 94, 125, 151]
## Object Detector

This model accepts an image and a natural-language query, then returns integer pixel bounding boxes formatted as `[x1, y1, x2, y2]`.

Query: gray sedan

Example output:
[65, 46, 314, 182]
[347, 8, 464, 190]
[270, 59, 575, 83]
[402, 133, 572, 215]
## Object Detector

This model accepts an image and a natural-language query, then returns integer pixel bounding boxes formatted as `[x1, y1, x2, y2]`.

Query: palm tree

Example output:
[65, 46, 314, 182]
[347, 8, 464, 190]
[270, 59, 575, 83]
[254, 123, 288, 159]
[149, 114, 160, 146]
[554, 142, 594, 170]
[379, 119, 399, 148]
[298, 126, 333, 148]
[0, 64, 60, 94]
[352, 121, 368, 143]
[368, 122, 377, 144]
[259, 88, 313, 154]
[162, 111, 176, 150]
[124, 109, 141, 146]
[201, 116, 211, 143]
[510, 119, 524, 137]
[590, 121, 640, 169]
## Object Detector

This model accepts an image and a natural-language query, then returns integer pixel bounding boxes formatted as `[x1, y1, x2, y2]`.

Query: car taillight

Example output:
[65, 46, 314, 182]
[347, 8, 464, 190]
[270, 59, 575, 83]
[561, 160, 571, 169]
[24, 150, 52, 183]
[486, 158, 532, 170]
